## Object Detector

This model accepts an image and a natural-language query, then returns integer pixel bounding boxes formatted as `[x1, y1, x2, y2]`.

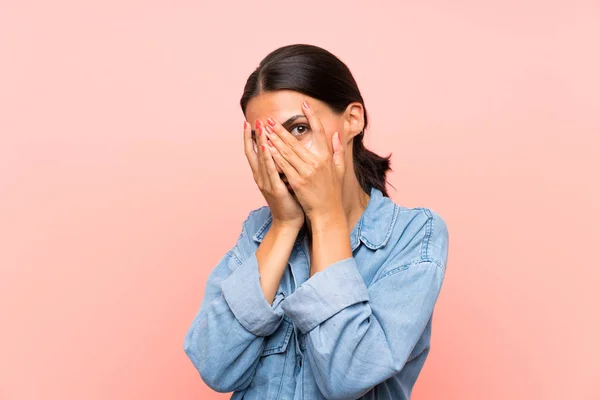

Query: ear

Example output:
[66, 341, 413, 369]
[343, 102, 365, 143]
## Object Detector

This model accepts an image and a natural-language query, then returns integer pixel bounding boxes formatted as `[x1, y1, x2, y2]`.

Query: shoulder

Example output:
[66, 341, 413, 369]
[386, 203, 449, 270]
[227, 206, 271, 262]
[240, 205, 272, 239]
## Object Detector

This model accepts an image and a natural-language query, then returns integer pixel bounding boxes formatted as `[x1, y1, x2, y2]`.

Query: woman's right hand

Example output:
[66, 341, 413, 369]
[244, 120, 305, 230]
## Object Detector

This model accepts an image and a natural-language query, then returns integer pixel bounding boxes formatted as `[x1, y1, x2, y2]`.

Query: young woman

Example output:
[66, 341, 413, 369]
[184, 44, 449, 400]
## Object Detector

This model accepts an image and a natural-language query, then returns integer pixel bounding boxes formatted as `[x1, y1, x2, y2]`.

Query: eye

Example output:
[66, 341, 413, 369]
[290, 124, 310, 137]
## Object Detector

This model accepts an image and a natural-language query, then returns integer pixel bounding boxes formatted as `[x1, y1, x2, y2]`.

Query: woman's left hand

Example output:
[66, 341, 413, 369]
[263, 100, 345, 220]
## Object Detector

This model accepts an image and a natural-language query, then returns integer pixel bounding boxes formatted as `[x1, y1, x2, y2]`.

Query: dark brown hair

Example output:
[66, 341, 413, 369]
[240, 44, 392, 197]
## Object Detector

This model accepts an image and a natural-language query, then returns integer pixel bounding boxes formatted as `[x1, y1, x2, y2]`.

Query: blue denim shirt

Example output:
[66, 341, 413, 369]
[184, 187, 449, 399]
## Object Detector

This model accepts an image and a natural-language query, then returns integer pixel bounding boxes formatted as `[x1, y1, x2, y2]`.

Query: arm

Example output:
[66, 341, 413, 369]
[256, 220, 300, 304]
[281, 214, 448, 400]
[282, 258, 444, 400]
[308, 209, 351, 277]
[184, 211, 300, 392]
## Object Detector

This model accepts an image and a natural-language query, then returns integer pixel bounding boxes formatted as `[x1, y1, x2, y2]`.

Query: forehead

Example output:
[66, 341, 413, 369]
[244, 90, 328, 123]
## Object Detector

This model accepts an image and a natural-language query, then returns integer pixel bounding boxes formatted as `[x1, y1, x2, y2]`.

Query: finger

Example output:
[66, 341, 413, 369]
[301, 100, 332, 154]
[265, 117, 314, 163]
[260, 142, 284, 190]
[332, 131, 345, 177]
[243, 121, 258, 176]
[268, 143, 302, 187]
[264, 123, 312, 176]
[254, 120, 271, 190]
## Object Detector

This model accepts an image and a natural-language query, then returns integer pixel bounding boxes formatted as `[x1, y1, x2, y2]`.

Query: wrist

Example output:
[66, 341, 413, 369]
[271, 219, 304, 235]
[309, 209, 347, 235]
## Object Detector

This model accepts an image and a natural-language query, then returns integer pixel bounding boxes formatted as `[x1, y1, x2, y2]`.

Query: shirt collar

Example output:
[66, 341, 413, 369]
[252, 186, 399, 250]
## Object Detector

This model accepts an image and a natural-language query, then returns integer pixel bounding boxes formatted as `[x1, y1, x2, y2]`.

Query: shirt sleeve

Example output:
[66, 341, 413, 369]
[281, 257, 445, 400]
[221, 250, 285, 336]
[184, 210, 284, 393]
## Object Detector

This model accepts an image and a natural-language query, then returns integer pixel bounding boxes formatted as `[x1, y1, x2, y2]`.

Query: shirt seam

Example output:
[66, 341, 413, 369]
[420, 208, 434, 262]
[374, 258, 444, 284]
[226, 250, 243, 267]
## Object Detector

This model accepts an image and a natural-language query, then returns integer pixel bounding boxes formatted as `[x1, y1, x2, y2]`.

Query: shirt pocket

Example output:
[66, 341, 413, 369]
[261, 315, 293, 356]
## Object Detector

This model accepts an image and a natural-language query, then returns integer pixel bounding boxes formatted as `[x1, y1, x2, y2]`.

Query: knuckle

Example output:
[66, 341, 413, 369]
[281, 147, 291, 159]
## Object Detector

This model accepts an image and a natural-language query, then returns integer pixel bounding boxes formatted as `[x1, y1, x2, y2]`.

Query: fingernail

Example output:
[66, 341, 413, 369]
[261, 144, 266, 152]
[255, 120, 260, 129]
[302, 100, 310, 109]
[257, 125, 262, 136]
[267, 117, 276, 126]
[243, 121, 247, 130]
[264, 125, 274, 135]
[267, 139, 274, 147]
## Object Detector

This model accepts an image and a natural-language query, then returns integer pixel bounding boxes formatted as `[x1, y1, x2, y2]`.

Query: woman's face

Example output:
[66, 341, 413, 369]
[244, 90, 347, 176]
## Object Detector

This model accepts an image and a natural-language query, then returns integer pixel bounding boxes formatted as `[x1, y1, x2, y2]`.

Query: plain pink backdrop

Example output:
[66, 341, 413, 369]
[1, 1, 599, 399]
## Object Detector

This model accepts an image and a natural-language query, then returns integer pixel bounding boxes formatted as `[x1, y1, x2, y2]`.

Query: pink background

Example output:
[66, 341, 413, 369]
[1, 1, 599, 399]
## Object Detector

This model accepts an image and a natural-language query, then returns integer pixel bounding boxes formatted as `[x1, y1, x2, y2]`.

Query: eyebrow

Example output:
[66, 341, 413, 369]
[251, 114, 307, 140]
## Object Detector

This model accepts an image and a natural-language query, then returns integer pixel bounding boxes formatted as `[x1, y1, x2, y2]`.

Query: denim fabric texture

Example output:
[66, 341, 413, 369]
[184, 187, 449, 399]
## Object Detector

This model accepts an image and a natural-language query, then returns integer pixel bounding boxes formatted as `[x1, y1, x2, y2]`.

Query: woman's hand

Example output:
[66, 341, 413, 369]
[263, 100, 346, 220]
[244, 119, 305, 230]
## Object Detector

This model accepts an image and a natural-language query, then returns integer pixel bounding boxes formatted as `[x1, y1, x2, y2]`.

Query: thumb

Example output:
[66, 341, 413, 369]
[332, 132, 345, 178]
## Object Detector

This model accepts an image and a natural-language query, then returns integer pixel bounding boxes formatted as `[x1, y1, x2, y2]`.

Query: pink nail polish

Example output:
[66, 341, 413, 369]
[302, 100, 310, 109]
[267, 117, 276, 127]
[243, 121, 247, 130]
[255, 120, 260, 130]
[264, 125, 274, 135]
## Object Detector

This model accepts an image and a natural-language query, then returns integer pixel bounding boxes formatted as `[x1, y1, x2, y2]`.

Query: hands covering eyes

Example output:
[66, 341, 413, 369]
[244, 100, 345, 222]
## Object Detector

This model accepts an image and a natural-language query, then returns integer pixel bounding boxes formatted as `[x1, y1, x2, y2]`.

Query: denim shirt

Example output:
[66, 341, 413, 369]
[184, 187, 449, 400]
